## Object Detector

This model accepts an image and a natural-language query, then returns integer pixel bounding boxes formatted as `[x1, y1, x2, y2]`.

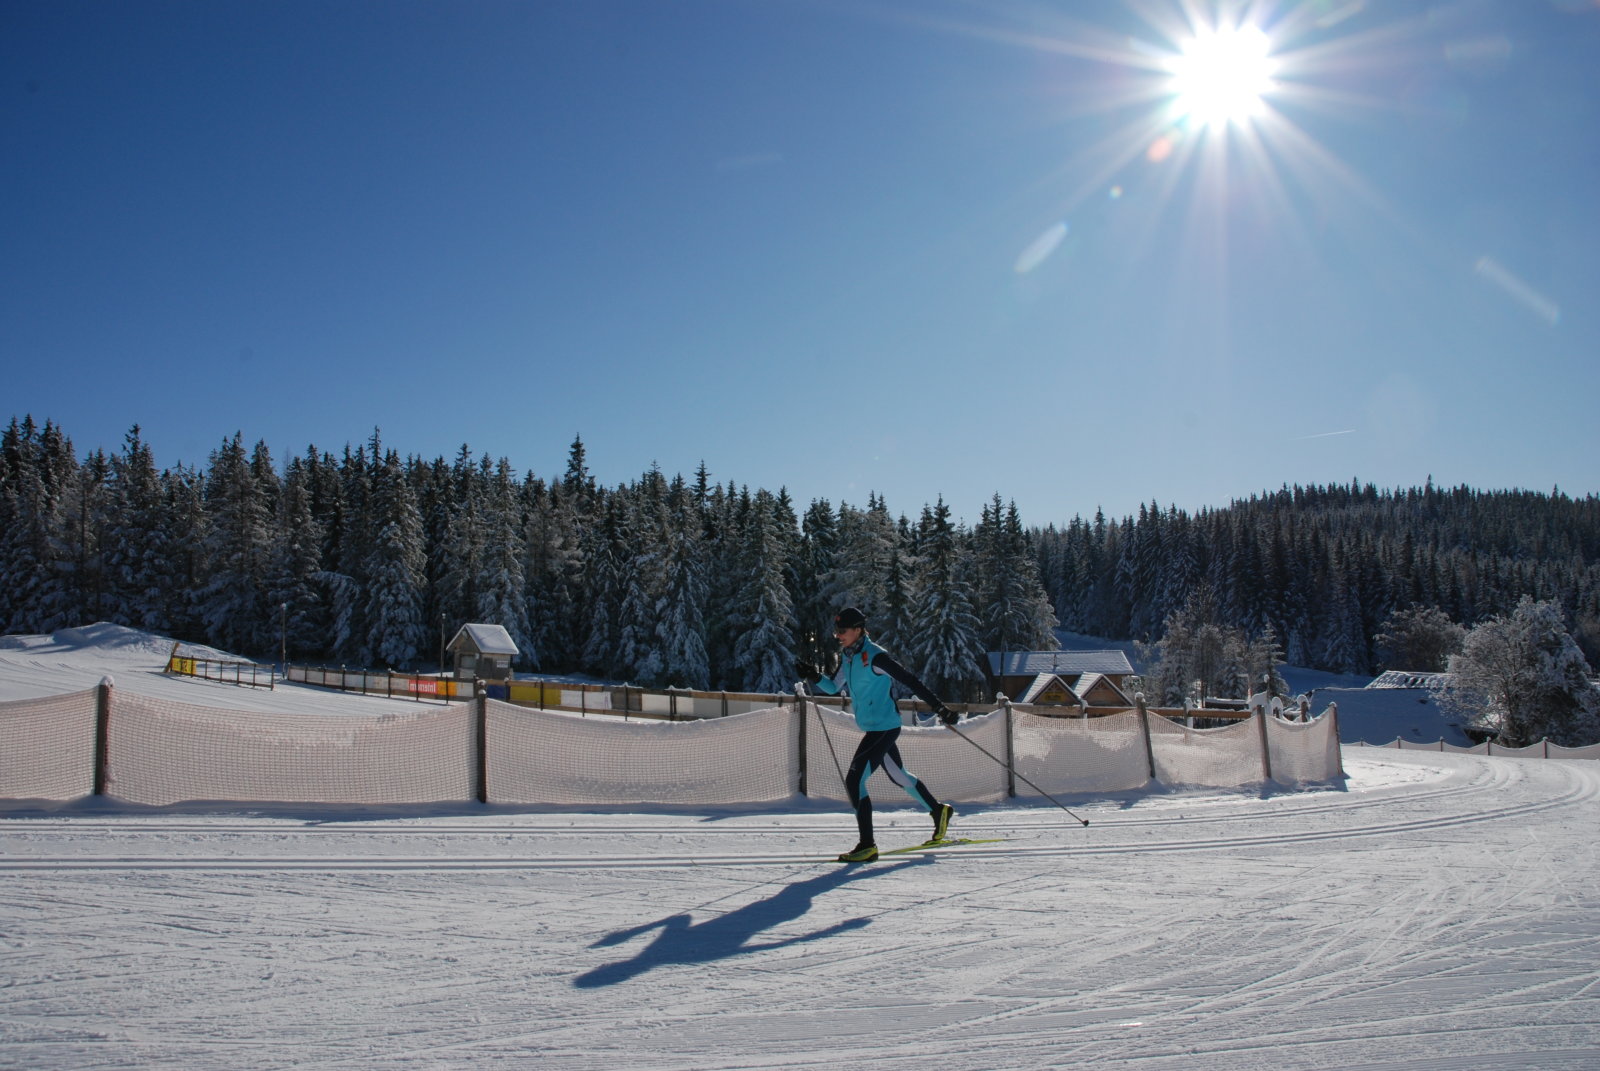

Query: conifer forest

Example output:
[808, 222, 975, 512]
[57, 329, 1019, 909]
[3, 417, 1596, 697]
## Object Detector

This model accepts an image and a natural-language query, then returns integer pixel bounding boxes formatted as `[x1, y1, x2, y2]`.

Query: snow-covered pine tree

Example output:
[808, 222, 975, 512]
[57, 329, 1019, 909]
[616, 470, 668, 685]
[198, 434, 276, 654]
[103, 426, 178, 633]
[902, 497, 981, 698]
[728, 489, 798, 694]
[823, 496, 898, 631]
[363, 450, 428, 668]
[700, 481, 745, 687]
[265, 455, 327, 661]
[476, 457, 534, 666]
[656, 475, 710, 689]
[436, 445, 488, 637]
[972, 495, 1058, 658]
[581, 491, 630, 679]
[0, 418, 81, 633]
[795, 498, 839, 667]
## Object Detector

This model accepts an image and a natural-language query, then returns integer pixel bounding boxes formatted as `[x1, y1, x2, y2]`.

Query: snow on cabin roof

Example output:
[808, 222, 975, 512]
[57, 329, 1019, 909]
[989, 650, 1134, 677]
[1367, 670, 1446, 690]
[448, 623, 520, 656]
[1020, 673, 1080, 704]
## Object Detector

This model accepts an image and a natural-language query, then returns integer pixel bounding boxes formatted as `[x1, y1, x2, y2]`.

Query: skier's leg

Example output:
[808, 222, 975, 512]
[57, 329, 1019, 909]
[844, 730, 895, 848]
[880, 740, 940, 812]
[881, 739, 952, 839]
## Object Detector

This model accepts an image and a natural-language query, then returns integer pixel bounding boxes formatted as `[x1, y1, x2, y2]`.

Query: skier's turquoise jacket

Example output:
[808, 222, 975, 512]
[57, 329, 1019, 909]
[813, 636, 942, 732]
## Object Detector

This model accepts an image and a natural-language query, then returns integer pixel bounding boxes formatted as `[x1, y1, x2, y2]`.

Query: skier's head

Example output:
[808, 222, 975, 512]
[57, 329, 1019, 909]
[833, 606, 867, 644]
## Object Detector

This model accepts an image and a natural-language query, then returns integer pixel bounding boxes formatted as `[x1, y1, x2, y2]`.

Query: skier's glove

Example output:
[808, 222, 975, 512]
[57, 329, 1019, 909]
[936, 705, 959, 727]
[796, 661, 822, 685]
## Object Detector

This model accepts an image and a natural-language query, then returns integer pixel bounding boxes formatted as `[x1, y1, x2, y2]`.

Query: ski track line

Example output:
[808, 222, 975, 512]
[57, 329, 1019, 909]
[0, 763, 1542, 848]
[11, 759, 1593, 874]
[3, 781, 1590, 873]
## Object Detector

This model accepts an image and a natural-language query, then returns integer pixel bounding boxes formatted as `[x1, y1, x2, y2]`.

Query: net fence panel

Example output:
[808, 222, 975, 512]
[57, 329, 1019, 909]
[1443, 742, 1490, 754]
[0, 689, 98, 801]
[1493, 741, 1548, 758]
[1398, 739, 1446, 751]
[486, 702, 799, 806]
[800, 704, 1010, 806]
[1147, 716, 1263, 788]
[1549, 742, 1600, 759]
[1011, 710, 1151, 795]
[1266, 714, 1340, 783]
[107, 693, 476, 806]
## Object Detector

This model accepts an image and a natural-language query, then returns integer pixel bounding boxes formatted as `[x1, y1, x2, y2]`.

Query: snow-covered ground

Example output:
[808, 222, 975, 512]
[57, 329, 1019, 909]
[4, 628, 1598, 1069]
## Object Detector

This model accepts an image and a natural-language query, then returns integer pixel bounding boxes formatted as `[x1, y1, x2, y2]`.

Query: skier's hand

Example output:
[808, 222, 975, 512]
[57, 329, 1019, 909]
[796, 661, 822, 685]
[936, 705, 959, 727]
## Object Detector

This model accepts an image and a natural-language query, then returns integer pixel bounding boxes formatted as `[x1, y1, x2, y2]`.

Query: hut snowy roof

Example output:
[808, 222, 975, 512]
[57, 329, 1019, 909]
[988, 650, 1134, 677]
[447, 624, 520, 656]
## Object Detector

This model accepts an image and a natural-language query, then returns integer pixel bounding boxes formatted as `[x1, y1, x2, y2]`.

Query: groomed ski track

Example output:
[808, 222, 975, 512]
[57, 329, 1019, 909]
[4, 750, 1599, 1069]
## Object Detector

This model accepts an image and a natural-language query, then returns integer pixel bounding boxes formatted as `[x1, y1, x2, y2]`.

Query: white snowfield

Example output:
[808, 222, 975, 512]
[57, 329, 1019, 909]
[3, 630, 1599, 1069]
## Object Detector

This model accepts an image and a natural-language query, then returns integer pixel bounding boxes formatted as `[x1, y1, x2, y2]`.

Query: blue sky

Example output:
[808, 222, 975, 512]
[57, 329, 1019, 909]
[4, 0, 1596, 527]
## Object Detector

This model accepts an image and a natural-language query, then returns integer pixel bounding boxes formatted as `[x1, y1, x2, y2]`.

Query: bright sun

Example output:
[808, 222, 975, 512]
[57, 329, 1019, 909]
[1166, 24, 1277, 129]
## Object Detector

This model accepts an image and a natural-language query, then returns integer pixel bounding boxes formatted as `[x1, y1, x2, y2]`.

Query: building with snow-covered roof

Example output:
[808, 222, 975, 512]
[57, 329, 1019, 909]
[988, 650, 1136, 708]
[1367, 670, 1448, 691]
[447, 624, 519, 680]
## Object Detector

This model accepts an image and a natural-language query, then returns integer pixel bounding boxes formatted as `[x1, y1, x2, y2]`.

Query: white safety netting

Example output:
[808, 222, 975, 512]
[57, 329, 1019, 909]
[1550, 742, 1600, 759]
[1011, 709, 1151, 794]
[801, 704, 1011, 806]
[0, 688, 98, 801]
[486, 702, 799, 806]
[0, 688, 1494, 808]
[1266, 713, 1342, 784]
[1443, 742, 1489, 754]
[105, 693, 477, 806]
[1147, 715, 1264, 788]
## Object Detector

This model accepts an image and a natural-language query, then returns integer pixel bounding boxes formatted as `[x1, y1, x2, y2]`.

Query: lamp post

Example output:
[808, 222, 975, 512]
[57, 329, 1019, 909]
[279, 602, 287, 676]
[439, 614, 447, 676]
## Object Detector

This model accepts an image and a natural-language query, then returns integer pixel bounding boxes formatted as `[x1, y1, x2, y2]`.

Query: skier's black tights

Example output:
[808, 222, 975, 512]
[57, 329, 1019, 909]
[845, 727, 940, 845]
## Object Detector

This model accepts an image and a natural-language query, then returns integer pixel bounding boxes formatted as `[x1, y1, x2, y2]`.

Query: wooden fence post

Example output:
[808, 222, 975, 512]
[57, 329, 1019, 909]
[475, 680, 488, 804]
[795, 687, 809, 798]
[1255, 707, 1274, 785]
[1327, 702, 1345, 778]
[1136, 692, 1157, 783]
[94, 676, 113, 797]
[1000, 695, 1016, 799]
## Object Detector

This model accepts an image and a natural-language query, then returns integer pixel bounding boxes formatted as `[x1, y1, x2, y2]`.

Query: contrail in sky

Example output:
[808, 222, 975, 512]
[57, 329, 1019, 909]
[1290, 429, 1357, 441]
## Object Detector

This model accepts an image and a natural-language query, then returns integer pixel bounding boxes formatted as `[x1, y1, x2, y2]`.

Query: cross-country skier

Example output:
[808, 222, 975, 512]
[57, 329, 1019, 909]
[798, 606, 958, 863]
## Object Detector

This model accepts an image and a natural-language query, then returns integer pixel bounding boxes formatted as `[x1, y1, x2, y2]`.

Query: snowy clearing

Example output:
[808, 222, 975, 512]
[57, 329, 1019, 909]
[3, 630, 1599, 1069]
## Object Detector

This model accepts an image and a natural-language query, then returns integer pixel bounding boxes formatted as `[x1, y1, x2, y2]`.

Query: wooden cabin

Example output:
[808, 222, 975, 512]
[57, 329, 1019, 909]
[989, 650, 1136, 708]
[446, 623, 520, 681]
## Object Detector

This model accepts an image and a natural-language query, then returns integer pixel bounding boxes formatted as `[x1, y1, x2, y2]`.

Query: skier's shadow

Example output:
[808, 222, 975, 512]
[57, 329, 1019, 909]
[573, 860, 918, 988]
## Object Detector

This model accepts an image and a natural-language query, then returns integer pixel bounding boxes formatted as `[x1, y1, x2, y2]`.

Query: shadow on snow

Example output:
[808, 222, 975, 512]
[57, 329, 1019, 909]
[573, 860, 922, 987]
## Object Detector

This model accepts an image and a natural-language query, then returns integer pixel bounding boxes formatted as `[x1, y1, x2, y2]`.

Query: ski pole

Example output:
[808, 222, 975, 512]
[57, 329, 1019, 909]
[796, 684, 847, 786]
[945, 721, 1091, 827]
